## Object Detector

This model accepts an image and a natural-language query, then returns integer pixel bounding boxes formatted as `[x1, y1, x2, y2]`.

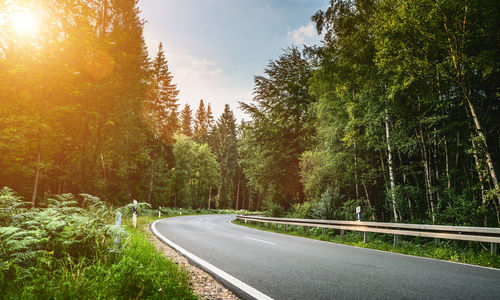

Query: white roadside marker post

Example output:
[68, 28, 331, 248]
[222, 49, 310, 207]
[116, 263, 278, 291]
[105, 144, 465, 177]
[132, 200, 137, 228]
[158, 206, 161, 218]
[114, 211, 122, 247]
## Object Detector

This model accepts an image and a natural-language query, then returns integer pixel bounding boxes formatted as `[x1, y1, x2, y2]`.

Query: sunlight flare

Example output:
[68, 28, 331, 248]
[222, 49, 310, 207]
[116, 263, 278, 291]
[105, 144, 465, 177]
[12, 10, 39, 36]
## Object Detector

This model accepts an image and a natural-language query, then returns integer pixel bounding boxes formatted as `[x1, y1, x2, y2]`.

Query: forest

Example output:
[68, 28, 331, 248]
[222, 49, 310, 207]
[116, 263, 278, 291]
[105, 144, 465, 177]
[1, 0, 499, 227]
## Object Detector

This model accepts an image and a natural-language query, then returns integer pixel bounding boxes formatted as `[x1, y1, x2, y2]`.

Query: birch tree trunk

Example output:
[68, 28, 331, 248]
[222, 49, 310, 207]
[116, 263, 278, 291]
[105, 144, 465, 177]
[471, 138, 487, 225]
[385, 106, 399, 222]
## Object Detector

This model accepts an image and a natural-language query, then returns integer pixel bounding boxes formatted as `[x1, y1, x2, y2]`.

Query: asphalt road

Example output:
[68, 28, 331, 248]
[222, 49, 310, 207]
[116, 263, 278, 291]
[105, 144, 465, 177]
[153, 214, 500, 299]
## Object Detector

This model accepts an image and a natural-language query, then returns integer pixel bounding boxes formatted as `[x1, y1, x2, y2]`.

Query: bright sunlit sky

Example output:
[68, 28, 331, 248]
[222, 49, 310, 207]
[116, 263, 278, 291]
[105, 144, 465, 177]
[138, 0, 327, 121]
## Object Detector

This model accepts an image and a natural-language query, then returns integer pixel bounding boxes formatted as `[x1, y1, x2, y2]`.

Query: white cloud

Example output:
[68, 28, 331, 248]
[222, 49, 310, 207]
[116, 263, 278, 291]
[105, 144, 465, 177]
[144, 36, 250, 120]
[166, 49, 222, 80]
[287, 22, 318, 45]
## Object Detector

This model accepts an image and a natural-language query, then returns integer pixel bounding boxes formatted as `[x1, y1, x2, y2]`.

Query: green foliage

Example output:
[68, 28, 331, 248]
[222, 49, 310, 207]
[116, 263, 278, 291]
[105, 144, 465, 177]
[118, 202, 152, 216]
[288, 202, 313, 219]
[0, 188, 195, 299]
[0, 0, 178, 207]
[209, 104, 239, 209]
[239, 47, 315, 211]
[168, 134, 220, 208]
[287, 0, 500, 225]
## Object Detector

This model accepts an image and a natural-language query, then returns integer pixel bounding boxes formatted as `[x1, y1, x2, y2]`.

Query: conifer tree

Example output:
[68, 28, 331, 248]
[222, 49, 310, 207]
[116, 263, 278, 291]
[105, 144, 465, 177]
[211, 104, 239, 208]
[180, 104, 193, 136]
[194, 99, 208, 142]
[206, 102, 215, 130]
[148, 42, 179, 145]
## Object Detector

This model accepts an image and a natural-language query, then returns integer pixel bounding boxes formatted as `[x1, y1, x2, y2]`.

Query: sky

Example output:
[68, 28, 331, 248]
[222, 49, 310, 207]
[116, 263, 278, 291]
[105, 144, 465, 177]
[138, 0, 327, 121]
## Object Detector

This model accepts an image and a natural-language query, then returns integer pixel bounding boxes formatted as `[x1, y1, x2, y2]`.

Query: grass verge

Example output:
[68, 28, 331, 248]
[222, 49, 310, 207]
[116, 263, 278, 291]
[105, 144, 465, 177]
[1, 215, 196, 300]
[233, 219, 500, 269]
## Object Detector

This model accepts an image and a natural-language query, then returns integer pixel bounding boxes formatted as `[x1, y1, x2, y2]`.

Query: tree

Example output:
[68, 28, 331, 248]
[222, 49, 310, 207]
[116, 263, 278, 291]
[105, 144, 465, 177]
[0, 0, 174, 207]
[194, 99, 209, 143]
[210, 104, 239, 208]
[170, 134, 220, 208]
[239, 47, 315, 210]
[147, 42, 179, 145]
[206, 103, 215, 130]
[180, 104, 193, 136]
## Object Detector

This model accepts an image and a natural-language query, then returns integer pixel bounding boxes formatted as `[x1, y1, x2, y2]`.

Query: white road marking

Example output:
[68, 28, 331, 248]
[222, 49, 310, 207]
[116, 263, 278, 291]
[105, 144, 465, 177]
[152, 220, 273, 300]
[244, 236, 277, 245]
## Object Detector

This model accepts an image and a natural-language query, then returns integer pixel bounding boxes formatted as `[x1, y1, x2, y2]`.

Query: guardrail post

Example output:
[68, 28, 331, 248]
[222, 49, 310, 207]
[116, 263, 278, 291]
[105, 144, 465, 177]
[340, 229, 344, 240]
[294, 225, 297, 231]
[393, 235, 399, 247]
[491, 243, 498, 256]
[363, 232, 368, 243]
[284, 224, 287, 232]
[435, 238, 440, 246]
[306, 226, 310, 235]
[322, 228, 325, 236]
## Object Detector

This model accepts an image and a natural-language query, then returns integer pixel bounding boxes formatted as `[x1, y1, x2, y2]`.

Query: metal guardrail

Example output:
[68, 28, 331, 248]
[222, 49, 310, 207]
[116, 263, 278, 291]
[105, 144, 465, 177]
[236, 215, 500, 255]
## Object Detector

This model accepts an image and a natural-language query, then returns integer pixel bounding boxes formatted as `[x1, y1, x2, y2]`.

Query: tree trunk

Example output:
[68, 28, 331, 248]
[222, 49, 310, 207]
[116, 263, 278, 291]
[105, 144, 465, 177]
[419, 126, 436, 224]
[148, 169, 154, 203]
[100, 153, 107, 181]
[354, 141, 359, 201]
[174, 186, 177, 208]
[442, 13, 500, 212]
[31, 143, 41, 207]
[444, 135, 451, 189]
[208, 186, 211, 209]
[433, 128, 440, 208]
[385, 106, 399, 222]
[235, 176, 240, 210]
[397, 150, 413, 221]
[362, 181, 375, 221]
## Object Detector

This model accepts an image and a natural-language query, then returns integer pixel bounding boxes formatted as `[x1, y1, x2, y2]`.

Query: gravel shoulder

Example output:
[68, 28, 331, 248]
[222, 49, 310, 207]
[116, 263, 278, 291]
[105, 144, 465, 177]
[144, 223, 239, 300]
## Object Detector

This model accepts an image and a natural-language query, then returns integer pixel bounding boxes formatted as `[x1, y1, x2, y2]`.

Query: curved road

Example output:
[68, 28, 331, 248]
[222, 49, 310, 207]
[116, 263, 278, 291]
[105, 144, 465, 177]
[153, 214, 500, 299]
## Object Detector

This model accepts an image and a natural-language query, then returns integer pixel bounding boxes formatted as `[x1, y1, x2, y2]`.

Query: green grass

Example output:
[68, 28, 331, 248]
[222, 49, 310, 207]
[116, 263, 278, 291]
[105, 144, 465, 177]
[1, 215, 196, 300]
[234, 219, 500, 269]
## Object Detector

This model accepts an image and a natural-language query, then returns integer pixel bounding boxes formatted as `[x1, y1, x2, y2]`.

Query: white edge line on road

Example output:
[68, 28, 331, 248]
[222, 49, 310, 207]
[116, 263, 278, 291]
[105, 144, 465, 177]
[151, 219, 273, 300]
[244, 236, 277, 245]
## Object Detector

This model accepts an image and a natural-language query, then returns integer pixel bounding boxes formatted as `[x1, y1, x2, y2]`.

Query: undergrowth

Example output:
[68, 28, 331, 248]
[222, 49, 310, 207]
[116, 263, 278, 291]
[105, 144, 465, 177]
[233, 219, 500, 269]
[0, 187, 196, 299]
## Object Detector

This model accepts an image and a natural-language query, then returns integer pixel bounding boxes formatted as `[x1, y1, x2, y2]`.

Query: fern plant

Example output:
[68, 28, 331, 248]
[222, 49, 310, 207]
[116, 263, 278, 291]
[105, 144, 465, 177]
[0, 189, 127, 272]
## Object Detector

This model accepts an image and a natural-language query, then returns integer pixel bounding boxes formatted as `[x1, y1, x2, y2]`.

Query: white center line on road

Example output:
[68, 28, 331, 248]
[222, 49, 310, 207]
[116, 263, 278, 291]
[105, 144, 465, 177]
[244, 236, 277, 245]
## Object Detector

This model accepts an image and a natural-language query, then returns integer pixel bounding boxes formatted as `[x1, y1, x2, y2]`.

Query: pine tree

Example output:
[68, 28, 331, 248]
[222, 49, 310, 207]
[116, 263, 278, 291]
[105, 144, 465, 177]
[180, 104, 193, 136]
[211, 104, 238, 208]
[194, 99, 208, 143]
[206, 102, 215, 131]
[148, 42, 179, 145]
